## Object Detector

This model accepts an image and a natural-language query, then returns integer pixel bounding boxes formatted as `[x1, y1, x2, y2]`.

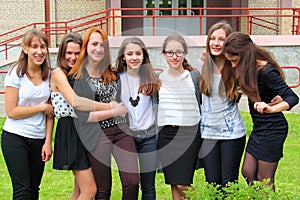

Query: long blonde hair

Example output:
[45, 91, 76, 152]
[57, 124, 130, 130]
[200, 21, 240, 101]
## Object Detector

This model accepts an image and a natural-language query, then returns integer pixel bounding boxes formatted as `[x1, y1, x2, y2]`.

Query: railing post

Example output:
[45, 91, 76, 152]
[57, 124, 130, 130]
[297, 8, 300, 35]
[5, 44, 8, 60]
[152, 8, 155, 36]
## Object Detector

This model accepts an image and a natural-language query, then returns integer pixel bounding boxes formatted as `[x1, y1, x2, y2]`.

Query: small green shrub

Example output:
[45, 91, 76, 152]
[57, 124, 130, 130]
[187, 179, 294, 200]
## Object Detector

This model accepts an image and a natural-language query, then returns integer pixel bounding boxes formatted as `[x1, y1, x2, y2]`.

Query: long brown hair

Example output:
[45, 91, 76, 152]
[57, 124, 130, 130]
[200, 20, 239, 101]
[57, 32, 82, 75]
[162, 34, 194, 71]
[12, 29, 51, 80]
[116, 37, 161, 95]
[69, 27, 116, 83]
[223, 32, 285, 102]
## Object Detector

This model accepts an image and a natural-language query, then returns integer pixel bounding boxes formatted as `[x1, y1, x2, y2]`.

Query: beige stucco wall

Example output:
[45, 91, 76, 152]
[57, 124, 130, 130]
[0, 0, 106, 46]
[0, 0, 45, 39]
[52, 0, 105, 46]
[248, 0, 280, 35]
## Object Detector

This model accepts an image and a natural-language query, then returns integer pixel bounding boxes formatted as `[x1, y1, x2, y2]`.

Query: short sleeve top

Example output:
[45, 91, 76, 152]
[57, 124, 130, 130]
[3, 67, 51, 139]
[51, 91, 77, 118]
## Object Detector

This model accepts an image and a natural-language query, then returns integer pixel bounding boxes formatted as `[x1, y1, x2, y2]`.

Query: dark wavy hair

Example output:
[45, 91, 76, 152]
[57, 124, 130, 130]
[57, 32, 82, 75]
[223, 32, 285, 102]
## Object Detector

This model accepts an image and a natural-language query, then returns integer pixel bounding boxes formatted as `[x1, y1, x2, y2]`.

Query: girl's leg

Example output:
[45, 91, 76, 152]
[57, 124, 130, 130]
[1, 131, 31, 200]
[113, 131, 139, 200]
[28, 138, 46, 200]
[171, 185, 189, 200]
[201, 139, 222, 185]
[73, 168, 97, 200]
[70, 177, 80, 200]
[135, 135, 157, 200]
[242, 152, 258, 184]
[220, 136, 246, 186]
[257, 160, 278, 191]
[88, 147, 113, 200]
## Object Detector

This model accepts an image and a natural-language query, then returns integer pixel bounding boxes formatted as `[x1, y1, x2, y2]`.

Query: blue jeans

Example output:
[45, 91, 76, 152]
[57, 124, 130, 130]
[133, 129, 157, 200]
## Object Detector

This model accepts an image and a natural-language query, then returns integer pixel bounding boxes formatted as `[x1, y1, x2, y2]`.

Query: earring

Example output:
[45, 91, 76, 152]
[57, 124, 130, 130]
[122, 59, 126, 66]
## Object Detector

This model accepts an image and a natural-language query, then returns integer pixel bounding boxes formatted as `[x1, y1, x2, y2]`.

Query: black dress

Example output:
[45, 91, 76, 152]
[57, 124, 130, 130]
[52, 90, 90, 170]
[246, 63, 299, 162]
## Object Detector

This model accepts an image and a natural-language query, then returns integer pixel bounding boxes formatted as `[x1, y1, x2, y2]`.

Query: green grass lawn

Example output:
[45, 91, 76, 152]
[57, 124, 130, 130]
[0, 112, 300, 199]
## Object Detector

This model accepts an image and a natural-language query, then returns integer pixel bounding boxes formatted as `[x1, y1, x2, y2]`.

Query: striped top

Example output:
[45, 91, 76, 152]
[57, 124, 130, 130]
[158, 70, 200, 126]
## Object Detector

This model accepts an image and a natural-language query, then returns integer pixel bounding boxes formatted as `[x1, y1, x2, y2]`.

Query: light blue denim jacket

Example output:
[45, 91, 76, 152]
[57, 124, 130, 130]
[200, 74, 245, 139]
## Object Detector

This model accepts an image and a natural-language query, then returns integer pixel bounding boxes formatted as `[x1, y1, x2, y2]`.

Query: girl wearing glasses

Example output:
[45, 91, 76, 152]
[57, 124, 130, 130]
[157, 34, 201, 199]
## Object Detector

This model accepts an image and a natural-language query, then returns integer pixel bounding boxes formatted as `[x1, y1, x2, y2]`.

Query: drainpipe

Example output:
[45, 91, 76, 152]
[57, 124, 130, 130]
[45, 0, 51, 46]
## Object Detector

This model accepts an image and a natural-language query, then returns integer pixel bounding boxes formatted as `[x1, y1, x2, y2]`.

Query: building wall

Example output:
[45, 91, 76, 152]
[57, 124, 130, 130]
[0, 0, 105, 46]
[1, 0, 45, 36]
[248, 0, 280, 35]
[52, 0, 105, 46]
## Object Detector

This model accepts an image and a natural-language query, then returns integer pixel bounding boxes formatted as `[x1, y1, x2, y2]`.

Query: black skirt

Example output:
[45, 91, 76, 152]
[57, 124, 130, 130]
[246, 131, 287, 162]
[53, 117, 90, 170]
[157, 125, 201, 185]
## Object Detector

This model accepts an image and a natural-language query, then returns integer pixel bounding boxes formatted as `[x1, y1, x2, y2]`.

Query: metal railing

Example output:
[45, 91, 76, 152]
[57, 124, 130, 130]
[1, 7, 300, 61]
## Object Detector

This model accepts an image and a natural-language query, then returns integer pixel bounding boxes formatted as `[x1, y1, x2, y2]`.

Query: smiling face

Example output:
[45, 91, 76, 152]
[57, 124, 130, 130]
[23, 36, 47, 67]
[163, 40, 185, 70]
[87, 32, 105, 63]
[123, 42, 144, 71]
[209, 28, 226, 57]
[65, 42, 81, 68]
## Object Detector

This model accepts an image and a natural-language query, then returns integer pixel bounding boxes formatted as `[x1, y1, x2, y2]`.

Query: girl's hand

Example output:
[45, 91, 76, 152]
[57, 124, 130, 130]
[200, 50, 206, 62]
[41, 142, 52, 162]
[42, 103, 54, 117]
[112, 103, 128, 117]
[254, 101, 273, 114]
[268, 95, 283, 106]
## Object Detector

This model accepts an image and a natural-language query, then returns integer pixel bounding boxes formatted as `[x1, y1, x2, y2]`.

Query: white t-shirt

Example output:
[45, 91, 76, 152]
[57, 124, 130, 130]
[120, 72, 155, 131]
[3, 67, 51, 139]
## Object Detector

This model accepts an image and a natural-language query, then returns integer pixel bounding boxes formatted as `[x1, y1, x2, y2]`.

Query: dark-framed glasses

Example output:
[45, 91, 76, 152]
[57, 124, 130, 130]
[164, 51, 185, 57]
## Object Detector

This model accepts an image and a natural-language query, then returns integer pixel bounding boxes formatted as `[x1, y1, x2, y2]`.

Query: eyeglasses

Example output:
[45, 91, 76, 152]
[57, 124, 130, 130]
[164, 51, 185, 57]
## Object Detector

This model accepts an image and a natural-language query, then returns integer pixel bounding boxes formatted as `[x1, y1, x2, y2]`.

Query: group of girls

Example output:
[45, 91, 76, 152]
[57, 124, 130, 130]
[1, 21, 298, 200]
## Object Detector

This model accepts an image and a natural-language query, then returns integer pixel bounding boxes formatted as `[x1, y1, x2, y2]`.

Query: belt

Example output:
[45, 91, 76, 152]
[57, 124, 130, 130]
[131, 124, 156, 138]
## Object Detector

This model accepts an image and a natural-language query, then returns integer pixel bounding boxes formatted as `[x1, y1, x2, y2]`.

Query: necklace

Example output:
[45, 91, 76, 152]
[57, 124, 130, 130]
[126, 73, 140, 107]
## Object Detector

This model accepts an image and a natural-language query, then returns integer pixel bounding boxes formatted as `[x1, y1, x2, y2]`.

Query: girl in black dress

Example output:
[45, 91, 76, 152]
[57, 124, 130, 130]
[51, 32, 127, 199]
[223, 32, 299, 190]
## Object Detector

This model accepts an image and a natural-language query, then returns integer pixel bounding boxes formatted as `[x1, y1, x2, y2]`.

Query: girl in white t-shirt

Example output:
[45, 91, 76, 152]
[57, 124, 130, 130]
[1, 29, 54, 199]
[116, 37, 161, 200]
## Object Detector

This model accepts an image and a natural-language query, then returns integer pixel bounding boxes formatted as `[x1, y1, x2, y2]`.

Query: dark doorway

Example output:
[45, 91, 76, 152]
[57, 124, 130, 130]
[121, 0, 144, 36]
